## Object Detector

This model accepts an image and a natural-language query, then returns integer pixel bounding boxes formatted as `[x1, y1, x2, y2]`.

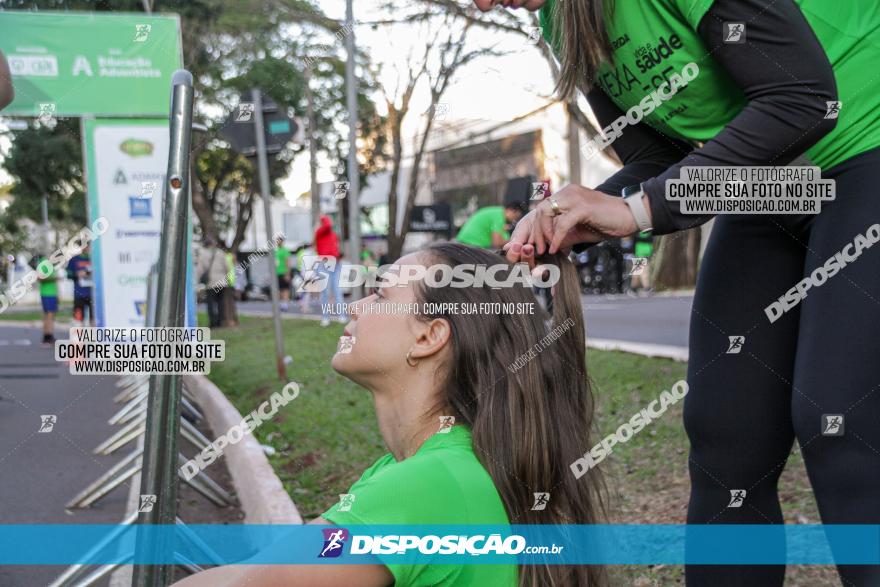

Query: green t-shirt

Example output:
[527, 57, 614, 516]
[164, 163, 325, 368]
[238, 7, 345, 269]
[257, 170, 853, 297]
[322, 425, 516, 586]
[540, 0, 880, 170]
[634, 230, 654, 258]
[275, 247, 291, 275]
[456, 206, 508, 249]
[36, 258, 58, 297]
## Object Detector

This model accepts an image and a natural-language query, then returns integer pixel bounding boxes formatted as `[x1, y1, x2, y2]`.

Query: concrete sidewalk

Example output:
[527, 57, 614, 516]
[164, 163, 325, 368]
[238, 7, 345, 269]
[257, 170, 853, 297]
[0, 322, 128, 587]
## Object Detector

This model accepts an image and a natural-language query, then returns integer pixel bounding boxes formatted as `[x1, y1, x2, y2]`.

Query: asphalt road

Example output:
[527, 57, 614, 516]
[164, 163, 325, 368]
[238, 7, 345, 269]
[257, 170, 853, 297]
[0, 323, 128, 587]
[231, 292, 694, 350]
[581, 293, 692, 348]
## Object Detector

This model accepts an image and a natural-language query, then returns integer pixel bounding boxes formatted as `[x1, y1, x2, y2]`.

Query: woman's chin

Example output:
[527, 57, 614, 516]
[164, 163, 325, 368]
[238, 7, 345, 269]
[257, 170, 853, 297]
[330, 352, 347, 373]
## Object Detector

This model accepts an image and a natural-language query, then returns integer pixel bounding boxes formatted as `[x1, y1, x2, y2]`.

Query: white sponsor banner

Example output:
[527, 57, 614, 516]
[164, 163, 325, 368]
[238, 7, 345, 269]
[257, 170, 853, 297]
[84, 119, 195, 327]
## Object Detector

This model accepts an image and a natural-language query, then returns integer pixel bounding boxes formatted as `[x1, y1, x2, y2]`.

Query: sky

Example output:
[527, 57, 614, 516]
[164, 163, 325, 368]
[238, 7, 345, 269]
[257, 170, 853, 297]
[279, 0, 558, 202]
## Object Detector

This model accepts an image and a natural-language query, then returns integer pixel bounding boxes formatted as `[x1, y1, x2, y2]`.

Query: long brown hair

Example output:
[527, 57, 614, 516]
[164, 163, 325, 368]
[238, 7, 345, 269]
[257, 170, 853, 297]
[415, 243, 608, 587]
[551, 0, 615, 99]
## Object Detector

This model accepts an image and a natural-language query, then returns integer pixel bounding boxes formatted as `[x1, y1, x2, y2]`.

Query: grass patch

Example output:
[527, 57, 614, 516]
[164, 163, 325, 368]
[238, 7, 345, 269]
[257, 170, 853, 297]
[207, 316, 692, 519]
[1, 307, 73, 322]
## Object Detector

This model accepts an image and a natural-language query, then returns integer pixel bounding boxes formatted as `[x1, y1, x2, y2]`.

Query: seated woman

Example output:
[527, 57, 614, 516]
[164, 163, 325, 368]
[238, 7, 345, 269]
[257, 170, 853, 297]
[174, 242, 607, 587]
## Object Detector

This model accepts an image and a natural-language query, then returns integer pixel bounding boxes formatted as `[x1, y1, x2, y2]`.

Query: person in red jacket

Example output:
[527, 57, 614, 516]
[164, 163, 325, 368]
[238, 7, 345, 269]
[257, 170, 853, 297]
[314, 215, 346, 326]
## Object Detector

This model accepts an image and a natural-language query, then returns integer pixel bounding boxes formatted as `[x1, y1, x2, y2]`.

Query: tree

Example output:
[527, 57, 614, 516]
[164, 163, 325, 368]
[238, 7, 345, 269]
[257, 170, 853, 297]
[2, 119, 86, 242]
[1, 0, 389, 325]
[370, 5, 496, 259]
[182, 12, 386, 324]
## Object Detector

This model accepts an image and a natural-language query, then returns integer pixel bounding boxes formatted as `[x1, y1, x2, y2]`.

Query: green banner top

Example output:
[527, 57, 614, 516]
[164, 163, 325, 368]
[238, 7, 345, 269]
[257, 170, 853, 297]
[0, 10, 182, 117]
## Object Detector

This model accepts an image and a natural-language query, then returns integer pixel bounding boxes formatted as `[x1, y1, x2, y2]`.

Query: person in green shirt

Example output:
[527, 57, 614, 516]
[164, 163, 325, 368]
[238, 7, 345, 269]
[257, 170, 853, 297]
[489, 1, 880, 585]
[35, 255, 58, 346]
[455, 203, 525, 249]
[630, 230, 653, 294]
[274, 235, 292, 311]
[172, 243, 607, 587]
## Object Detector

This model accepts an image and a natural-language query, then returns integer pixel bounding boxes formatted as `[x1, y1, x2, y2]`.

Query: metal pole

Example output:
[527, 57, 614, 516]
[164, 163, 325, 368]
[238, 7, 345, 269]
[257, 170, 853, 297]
[132, 69, 194, 587]
[305, 64, 320, 228]
[41, 195, 50, 252]
[252, 88, 287, 380]
[345, 0, 362, 300]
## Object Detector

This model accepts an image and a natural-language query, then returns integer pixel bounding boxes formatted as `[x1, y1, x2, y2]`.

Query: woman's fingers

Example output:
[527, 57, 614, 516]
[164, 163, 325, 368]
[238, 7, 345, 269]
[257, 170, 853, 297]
[533, 203, 556, 255]
[520, 243, 536, 269]
[548, 212, 578, 255]
[505, 241, 523, 263]
[509, 209, 534, 246]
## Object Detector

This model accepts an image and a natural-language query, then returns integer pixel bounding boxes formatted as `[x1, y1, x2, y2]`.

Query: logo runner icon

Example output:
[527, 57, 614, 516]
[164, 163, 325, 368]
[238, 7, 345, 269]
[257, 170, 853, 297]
[724, 23, 745, 43]
[319, 528, 349, 558]
[821, 414, 844, 436]
[727, 489, 746, 508]
[726, 336, 745, 354]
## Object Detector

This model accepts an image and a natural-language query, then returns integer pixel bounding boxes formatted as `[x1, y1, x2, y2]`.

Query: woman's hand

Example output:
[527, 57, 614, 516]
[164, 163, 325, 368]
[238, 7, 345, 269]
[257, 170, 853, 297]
[504, 184, 642, 263]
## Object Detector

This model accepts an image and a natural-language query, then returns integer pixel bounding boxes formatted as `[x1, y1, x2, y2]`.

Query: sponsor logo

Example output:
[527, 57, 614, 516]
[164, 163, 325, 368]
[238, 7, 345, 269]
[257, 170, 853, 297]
[128, 196, 152, 219]
[118, 250, 156, 264]
[116, 229, 160, 239]
[633, 34, 684, 74]
[118, 274, 148, 287]
[120, 139, 154, 157]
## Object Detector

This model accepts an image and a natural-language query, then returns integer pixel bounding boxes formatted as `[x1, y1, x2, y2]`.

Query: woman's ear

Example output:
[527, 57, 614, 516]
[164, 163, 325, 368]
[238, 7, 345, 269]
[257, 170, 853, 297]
[410, 318, 452, 361]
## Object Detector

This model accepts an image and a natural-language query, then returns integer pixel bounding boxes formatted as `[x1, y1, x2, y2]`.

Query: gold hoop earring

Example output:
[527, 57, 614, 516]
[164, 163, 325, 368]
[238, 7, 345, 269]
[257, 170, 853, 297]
[405, 349, 419, 367]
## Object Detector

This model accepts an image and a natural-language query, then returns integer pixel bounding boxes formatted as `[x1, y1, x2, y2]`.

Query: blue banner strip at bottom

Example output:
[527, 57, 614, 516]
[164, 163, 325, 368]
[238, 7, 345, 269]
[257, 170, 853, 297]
[0, 524, 878, 565]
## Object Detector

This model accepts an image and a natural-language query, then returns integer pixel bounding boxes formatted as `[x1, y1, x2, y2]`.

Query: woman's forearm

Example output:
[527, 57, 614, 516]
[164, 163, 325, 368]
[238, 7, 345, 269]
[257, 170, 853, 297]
[641, 0, 838, 235]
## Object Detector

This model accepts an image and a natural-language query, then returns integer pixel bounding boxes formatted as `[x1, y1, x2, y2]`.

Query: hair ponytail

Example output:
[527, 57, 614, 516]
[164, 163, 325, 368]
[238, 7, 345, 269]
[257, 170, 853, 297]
[553, 0, 615, 100]
[416, 244, 608, 587]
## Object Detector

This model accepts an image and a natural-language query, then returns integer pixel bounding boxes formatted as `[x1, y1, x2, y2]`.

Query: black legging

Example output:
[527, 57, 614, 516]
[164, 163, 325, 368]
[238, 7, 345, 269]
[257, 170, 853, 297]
[684, 147, 880, 587]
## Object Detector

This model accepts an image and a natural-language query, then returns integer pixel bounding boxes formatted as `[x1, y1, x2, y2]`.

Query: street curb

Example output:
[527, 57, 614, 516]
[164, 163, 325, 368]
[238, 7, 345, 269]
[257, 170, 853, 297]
[182, 373, 303, 525]
[587, 338, 689, 362]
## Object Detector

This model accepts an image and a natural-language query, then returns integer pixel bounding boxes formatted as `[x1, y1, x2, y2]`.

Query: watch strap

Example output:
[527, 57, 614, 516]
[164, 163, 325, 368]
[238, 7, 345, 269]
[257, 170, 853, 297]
[622, 183, 653, 232]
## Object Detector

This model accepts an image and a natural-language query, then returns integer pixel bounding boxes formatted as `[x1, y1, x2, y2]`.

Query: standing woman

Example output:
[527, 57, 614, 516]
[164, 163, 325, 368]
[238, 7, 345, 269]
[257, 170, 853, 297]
[476, 0, 880, 585]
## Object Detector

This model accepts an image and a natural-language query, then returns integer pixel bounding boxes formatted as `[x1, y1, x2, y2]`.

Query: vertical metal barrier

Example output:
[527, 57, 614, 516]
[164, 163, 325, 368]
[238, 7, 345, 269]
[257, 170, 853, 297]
[132, 69, 195, 587]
